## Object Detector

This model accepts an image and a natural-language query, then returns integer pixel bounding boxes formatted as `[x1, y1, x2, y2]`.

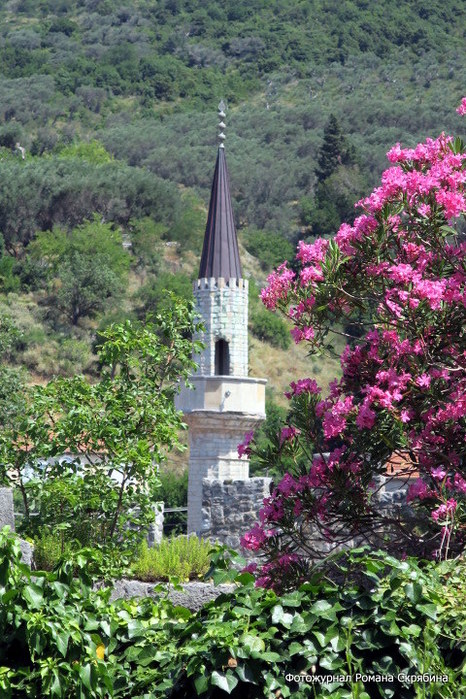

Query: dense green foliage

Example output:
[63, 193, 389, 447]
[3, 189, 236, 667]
[249, 309, 291, 350]
[1, 531, 464, 698]
[0, 299, 203, 567]
[0, 0, 464, 382]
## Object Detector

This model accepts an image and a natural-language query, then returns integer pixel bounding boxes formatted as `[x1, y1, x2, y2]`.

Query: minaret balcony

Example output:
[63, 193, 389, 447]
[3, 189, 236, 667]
[176, 375, 266, 418]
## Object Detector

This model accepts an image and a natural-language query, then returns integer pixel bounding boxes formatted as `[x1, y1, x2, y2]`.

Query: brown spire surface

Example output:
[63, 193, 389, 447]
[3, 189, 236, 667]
[198, 147, 242, 281]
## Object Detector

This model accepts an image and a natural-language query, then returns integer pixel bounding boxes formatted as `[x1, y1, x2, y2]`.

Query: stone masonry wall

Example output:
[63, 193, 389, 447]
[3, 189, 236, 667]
[201, 477, 271, 549]
[193, 277, 248, 377]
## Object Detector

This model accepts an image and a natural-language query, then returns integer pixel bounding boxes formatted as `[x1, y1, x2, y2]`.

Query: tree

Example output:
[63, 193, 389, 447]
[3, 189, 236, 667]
[136, 271, 193, 318]
[315, 114, 352, 183]
[55, 251, 122, 325]
[29, 218, 130, 324]
[300, 115, 367, 237]
[240, 112, 466, 589]
[0, 297, 204, 559]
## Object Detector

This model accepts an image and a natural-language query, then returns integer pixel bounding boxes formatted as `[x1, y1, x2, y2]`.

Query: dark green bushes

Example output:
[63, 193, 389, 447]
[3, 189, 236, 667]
[249, 309, 290, 350]
[1, 530, 464, 698]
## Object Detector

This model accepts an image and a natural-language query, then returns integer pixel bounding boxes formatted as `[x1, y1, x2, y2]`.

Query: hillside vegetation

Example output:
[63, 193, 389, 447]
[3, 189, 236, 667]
[0, 0, 464, 406]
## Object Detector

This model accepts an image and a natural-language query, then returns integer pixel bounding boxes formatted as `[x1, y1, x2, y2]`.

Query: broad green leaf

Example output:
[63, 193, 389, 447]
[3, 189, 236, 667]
[79, 664, 92, 691]
[280, 591, 304, 607]
[416, 603, 438, 620]
[235, 663, 259, 684]
[288, 641, 304, 656]
[405, 582, 422, 603]
[194, 674, 209, 695]
[261, 652, 282, 663]
[271, 605, 294, 627]
[309, 600, 337, 620]
[22, 584, 44, 609]
[211, 671, 238, 694]
[55, 631, 70, 658]
[241, 634, 265, 653]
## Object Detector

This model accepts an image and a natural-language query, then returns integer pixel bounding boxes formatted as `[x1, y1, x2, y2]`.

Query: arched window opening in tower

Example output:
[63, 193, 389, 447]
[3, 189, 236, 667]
[215, 339, 230, 376]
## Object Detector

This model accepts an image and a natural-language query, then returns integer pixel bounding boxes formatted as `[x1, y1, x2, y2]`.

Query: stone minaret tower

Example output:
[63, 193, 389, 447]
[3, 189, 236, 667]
[176, 102, 266, 535]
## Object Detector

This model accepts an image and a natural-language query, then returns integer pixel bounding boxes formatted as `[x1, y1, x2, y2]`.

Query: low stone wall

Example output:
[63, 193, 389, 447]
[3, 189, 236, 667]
[110, 580, 235, 611]
[201, 477, 271, 548]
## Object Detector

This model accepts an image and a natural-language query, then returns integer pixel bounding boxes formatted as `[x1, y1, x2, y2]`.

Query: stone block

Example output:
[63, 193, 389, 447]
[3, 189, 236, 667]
[0, 488, 15, 530]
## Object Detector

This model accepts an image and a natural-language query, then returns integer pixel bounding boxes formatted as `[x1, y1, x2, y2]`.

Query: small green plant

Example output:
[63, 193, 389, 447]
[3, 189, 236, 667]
[32, 529, 74, 571]
[131, 536, 211, 582]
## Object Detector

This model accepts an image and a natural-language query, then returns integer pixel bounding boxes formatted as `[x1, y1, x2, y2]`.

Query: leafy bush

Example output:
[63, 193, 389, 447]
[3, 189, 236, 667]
[136, 271, 193, 318]
[249, 309, 290, 349]
[131, 536, 211, 582]
[1, 529, 464, 698]
[242, 228, 294, 271]
[1, 300, 204, 561]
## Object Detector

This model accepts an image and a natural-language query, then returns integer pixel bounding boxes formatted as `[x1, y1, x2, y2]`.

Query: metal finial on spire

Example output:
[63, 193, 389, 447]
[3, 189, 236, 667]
[218, 99, 227, 148]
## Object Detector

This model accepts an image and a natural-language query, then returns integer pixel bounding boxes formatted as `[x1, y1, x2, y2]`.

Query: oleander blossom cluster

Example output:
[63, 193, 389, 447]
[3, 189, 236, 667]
[240, 105, 466, 590]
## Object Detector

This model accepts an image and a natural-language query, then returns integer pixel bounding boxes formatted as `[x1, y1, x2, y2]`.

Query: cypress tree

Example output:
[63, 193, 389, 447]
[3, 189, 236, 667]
[316, 114, 349, 183]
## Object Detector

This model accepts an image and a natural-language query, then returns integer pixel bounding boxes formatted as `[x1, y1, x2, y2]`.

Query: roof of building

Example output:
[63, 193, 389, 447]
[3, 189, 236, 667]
[198, 146, 242, 281]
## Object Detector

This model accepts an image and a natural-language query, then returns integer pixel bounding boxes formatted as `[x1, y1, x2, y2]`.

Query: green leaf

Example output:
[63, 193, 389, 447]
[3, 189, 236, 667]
[22, 583, 44, 609]
[271, 605, 294, 627]
[416, 603, 438, 620]
[241, 634, 265, 653]
[280, 591, 304, 607]
[309, 600, 337, 620]
[403, 624, 422, 638]
[235, 663, 259, 684]
[312, 630, 326, 647]
[55, 631, 70, 657]
[79, 664, 92, 691]
[288, 642, 304, 656]
[211, 671, 238, 694]
[194, 674, 209, 695]
[405, 582, 422, 603]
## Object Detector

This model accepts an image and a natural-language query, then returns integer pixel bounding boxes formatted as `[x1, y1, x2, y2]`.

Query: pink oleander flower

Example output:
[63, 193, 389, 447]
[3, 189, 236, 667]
[454, 473, 466, 494]
[240, 523, 275, 551]
[322, 411, 346, 439]
[388, 263, 414, 284]
[300, 265, 324, 285]
[296, 238, 329, 264]
[241, 562, 257, 574]
[400, 409, 411, 423]
[290, 325, 314, 344]
[237, 430, 254, 458]
[356, 403, 376, 430]
[431, 467, 447, 481]
[435, 189, 466, 220]
[416, 374, 431, 389]
[275, 473, 305, 498]
[417, 203, 431, 217]
[285, 378, 321, 399]
[406, 479, 430, 503]
[456, 97, 466, 116]
[431, 499, 457, 522]
[279, 427, 301, 446]
[260, 262, 295, 310]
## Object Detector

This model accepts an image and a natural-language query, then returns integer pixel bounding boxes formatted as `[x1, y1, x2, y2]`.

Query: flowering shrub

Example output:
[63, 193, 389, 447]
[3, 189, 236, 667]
[241, 102, 466, 588]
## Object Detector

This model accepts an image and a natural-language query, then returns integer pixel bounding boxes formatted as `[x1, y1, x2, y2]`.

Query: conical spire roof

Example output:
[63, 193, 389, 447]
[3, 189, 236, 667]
[198, 147, 242, 281]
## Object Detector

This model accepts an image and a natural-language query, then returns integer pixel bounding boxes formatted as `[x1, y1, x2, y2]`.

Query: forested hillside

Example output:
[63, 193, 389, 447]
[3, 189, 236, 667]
[0, 0, 464, 405]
